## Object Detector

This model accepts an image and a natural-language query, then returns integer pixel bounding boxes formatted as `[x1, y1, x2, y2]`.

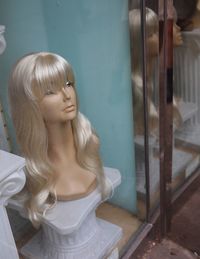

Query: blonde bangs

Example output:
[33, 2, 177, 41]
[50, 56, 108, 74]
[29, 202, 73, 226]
[31, 53, 75, 99]
[146, 8, 158, 36]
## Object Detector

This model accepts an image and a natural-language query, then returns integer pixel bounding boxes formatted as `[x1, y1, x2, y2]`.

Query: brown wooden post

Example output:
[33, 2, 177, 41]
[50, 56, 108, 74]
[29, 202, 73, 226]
[158, 0, 174, 237]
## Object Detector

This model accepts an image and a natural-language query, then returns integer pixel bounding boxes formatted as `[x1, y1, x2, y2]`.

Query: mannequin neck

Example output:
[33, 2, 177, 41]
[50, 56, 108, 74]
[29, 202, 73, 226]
[46, 120, 97, 201]
[47, 121, 76, 163]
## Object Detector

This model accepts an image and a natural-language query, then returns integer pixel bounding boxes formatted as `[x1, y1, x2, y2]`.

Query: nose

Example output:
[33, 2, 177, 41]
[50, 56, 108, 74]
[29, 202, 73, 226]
[175, 23, 181, 32]
[62, 87, 70, 101]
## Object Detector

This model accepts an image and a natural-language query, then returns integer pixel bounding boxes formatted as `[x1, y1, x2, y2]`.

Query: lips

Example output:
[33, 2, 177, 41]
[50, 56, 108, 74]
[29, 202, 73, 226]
[178, 34, 183, 42]
[63, 105, 75, 112]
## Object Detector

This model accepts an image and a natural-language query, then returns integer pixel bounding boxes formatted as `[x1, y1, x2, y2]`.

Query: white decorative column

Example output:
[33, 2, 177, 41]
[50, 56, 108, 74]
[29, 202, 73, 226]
[0, 150, 26, 259]
[174, 30, 200, 149]
[174, 29, 200, 126]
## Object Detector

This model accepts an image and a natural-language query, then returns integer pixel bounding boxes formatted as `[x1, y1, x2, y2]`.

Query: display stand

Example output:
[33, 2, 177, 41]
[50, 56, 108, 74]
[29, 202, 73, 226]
[174, 29, 200, 149]
[0, 150, 25, 259]
[175, 101, 200, 149]
[178, 101, 198, 123]
[135, 141, 193, 195]
[135, 100, 199, 197]
[176, 123, 200, 150]
[9, 167, 122, 259]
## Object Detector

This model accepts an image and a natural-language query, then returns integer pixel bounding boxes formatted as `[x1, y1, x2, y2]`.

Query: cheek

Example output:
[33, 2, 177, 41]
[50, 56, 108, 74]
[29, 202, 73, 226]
[173, 28, 182, 46]
[71, 89, 77, 105]
[39, 98, 61, 122]
[173, 26, 177, 36]
[147, 38, 159, 55]
[40, 104, 56, 122]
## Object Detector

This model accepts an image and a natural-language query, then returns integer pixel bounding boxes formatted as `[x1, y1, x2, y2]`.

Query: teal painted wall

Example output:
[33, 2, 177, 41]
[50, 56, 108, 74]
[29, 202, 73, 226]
[0, 0, 49, 152]
[0, 0, 137, 213]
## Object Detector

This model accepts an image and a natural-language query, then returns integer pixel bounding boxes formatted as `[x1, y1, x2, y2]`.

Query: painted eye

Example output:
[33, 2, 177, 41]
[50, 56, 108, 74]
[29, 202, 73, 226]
[65, 81, 73, 87]
[45, 89, 55, 95]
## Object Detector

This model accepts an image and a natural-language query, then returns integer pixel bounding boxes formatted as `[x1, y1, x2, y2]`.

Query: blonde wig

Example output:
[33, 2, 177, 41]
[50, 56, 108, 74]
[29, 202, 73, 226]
[8, 52, 107, 227]
[129, 8, 182, 135]
[129, 8, 159, 80]
[129, 8, 159, 136]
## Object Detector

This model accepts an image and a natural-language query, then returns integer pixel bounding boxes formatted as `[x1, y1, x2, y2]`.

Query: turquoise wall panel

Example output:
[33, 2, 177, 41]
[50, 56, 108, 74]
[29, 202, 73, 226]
[0, 0, 137, 213]
[0, 0, 49, 152]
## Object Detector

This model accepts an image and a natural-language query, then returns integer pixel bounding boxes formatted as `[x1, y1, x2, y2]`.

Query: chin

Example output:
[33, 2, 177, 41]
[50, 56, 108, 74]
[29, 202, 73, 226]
[66, 112, 77, 121]
[174, 39, 183, 47]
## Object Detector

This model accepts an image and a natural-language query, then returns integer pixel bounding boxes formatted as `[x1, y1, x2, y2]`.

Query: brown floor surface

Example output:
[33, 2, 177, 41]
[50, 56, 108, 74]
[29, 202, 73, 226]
[96, 202, 142, 252]
[134, 173, 200, 259]
[169, 174, 200, 256]
[134, 238, 197, 259]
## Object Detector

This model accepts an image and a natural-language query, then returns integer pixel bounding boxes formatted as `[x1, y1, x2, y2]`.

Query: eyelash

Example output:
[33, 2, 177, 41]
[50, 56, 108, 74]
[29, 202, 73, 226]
[45, 81, 74, 95]
[65, 81, 74, 87]
[45, 90, 56, 95]
[46, 90, 55, 95]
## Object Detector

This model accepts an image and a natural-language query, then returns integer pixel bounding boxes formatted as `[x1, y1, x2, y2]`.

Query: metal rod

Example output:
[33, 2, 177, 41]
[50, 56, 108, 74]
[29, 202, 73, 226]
[158, 0, 168, 238]
[140, 0, 150, 222]
[165, 15, 173, 233]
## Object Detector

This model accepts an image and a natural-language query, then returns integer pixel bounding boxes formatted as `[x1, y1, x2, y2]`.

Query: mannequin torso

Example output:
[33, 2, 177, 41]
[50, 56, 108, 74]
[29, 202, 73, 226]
[47, 124, 97, 201]
[53, 161, 97, 201]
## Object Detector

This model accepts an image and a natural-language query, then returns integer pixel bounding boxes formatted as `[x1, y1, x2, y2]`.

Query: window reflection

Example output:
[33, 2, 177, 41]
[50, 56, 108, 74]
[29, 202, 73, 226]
[173, 0, 200, 181]
[129, 8, 159, 137]
[129, 7, 160, 217]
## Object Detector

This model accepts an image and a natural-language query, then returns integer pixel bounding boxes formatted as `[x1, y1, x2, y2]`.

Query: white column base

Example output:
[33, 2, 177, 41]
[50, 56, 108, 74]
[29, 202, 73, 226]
[21, 216, 122, 259]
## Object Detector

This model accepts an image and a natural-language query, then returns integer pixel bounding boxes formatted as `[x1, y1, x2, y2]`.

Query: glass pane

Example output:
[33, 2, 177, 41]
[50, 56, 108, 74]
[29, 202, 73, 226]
[145, 1, 160, 215]
[129, 2, 148, 220]
[129, 0, 160, 220]
[173, 1, 200, 194]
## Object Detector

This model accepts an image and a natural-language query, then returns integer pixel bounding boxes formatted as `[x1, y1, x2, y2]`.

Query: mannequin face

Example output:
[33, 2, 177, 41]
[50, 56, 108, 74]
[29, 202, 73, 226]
[39, 83, 77, 125]
[197, 0, 200, 11]
[147, 32, 159, 57]
[173, 23, 183, 46]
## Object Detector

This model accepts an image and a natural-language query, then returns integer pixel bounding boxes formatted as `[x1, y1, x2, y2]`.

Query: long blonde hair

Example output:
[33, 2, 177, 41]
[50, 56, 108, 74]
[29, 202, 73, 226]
[129, 8, 159, 80]
[9, 52, 106, 227]
[129, 8, 182, 134]
[129, 8, 159, 135]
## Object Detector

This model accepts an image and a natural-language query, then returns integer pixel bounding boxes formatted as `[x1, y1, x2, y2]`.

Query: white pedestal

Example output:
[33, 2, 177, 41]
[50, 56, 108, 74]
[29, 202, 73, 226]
[136, 147, 193, 195]
[175, 124, 200, 150]
[0, 150, 26, 259]
[174, 29, 200, 125]
[178, 101, 198, 123]
[21, 214, 121, 259]
[10, 167, 122, 259]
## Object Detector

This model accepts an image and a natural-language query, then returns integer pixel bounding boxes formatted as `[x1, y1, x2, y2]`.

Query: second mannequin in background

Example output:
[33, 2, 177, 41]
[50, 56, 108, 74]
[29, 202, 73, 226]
[129, 7, 182, 137]
[129, 7, 159, 136]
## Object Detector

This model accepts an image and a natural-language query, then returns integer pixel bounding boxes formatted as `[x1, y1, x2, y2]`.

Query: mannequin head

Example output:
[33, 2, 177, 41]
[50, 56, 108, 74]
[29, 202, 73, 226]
[129, 8, 159, 77]
[173, 24, 183, 46]
[9, 52, 106, 227]
[173, 8, 183, 47]
[9, 53, 78, 158]
[129, 8, 159, 136]
[174, 0, 200, 30]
